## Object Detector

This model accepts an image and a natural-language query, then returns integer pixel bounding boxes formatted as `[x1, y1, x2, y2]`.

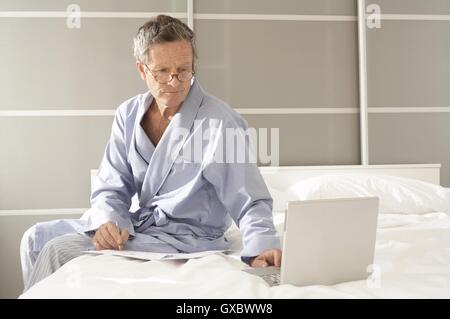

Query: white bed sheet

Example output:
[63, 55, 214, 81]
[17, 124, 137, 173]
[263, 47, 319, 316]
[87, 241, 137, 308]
[20, 212, 450, 298]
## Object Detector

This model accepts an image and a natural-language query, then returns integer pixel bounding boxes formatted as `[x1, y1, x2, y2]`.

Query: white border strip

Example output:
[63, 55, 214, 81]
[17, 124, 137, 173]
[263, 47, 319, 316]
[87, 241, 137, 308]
[380, 14, 450, 21]
[235, 108, 359, 114]
[0, 11, 187, 18]
[1, 12, 449, 21]
[187, 0, 194, 30]
[260, 163, 441, 171]
[357, 0, 369, 166]
[369, 107, 450, 113]
[2, 107, 450, 117]
[0, 108, 359, 117]
[0, 208, 87, 216]
[0, 110, 115, 117]
[194, 13, 357, 21]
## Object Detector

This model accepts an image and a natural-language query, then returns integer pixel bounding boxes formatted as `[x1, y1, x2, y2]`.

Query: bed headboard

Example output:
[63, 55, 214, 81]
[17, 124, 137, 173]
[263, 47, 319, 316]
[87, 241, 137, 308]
[259, 164, 441, 191]
[91, 164, 441, 193]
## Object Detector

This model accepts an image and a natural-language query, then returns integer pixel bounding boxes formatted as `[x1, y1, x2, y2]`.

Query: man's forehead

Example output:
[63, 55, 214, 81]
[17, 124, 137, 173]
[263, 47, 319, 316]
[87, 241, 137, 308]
[149, 41, 192, 55]
[149, 57, 192, 68]
[148, 41, 193, 65]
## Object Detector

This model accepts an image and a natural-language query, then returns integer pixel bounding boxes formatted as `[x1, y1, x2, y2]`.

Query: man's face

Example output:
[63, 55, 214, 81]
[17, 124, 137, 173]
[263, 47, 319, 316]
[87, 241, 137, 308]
[137, 40, 193, 110]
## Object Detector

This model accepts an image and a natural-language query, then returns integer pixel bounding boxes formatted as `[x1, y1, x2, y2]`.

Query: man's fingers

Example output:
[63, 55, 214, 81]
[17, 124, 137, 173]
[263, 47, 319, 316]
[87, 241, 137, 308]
[100, 225, 119, 249]
[263, 249, 279, 266]
[94, 241, 107, 250]
[262, 249, 282, 267]
[121, 229, 129, 242]
[91, 236, 100, 250]
[273, 249, 282, 267]
[106, 222, 122, 246]
[249, 249, 282, 267]
[96, 233, 112, 250]
[254, 250, 274, 266]
[251, 258, 268, 268]
[264, 251, 275, 266]
[119, 229, 129, 250]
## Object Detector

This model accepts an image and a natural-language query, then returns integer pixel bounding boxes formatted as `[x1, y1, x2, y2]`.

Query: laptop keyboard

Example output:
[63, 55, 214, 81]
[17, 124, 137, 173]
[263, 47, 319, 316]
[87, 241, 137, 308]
[261, 273, 281, 286]
[242, 266, 281, 286]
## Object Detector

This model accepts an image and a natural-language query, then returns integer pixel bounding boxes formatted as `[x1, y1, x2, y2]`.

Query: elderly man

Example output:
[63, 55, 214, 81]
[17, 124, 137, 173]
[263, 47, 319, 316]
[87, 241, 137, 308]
[20, 15, 281, 290]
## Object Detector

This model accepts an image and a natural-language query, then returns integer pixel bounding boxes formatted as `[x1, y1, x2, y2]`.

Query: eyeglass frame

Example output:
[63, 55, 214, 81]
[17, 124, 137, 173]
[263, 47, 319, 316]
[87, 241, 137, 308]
[142, 62, 195, 84]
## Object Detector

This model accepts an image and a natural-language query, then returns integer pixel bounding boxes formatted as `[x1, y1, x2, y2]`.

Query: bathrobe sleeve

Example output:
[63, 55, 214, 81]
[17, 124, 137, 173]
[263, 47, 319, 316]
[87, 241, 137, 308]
[202, 115, 281, 257]
[81, 106, 136, 236]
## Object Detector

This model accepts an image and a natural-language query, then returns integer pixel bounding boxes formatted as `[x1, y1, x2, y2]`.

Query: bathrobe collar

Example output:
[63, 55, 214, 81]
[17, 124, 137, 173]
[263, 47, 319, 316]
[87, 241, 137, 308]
[133, 78, 204, 202]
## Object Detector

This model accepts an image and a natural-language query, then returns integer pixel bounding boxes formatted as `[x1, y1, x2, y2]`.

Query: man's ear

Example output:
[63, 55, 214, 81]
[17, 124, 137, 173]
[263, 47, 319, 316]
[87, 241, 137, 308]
[136, 61, 147, 81]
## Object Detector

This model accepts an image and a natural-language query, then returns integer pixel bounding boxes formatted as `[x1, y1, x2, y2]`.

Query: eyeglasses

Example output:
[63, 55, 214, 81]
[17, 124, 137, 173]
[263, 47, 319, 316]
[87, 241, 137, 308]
[143, 63, 194, 84]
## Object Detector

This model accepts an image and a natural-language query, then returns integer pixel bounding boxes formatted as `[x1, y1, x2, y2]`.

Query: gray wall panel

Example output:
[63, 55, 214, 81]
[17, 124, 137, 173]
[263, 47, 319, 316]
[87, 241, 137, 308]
[369, 113, 450, 186]
[367, 0, 450, 14]
[243, 114, 360, 166]
[196, 20, 359, 109]
[195, 0, 356, 15]
[0, 19, 151, 109]
[367, 21, 450, 107]
[0, 117, 113, 209]
[0, 0, 186, 11]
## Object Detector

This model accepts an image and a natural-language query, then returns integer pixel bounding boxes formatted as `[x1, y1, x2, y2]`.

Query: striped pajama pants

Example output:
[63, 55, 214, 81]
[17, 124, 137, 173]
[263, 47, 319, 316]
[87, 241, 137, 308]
[20, 225, 92, 292]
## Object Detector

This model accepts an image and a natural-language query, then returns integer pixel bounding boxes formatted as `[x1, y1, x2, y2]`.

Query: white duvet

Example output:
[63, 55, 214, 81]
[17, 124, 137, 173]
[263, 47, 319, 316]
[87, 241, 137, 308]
[21, 211, 450, 299]
[21, 174, 450, 298]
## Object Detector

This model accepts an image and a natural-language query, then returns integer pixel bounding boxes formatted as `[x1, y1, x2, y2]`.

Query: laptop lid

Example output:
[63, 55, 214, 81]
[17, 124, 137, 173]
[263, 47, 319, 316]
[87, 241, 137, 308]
[281, 197, 379, 286]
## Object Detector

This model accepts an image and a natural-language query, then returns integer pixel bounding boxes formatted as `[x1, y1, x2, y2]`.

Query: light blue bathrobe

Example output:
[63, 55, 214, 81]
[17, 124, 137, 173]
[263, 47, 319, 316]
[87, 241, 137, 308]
[33, 79, 280, 257]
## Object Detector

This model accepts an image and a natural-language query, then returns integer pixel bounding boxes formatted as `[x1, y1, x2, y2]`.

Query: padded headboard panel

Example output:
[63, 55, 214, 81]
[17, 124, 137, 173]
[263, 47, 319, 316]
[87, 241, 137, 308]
[258, 164, 441, 192]
[91, 164, 441, 193]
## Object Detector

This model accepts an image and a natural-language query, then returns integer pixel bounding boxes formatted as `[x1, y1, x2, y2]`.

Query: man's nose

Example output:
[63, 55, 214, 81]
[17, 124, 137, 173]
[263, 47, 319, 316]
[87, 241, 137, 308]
[167, 74, 181, 87]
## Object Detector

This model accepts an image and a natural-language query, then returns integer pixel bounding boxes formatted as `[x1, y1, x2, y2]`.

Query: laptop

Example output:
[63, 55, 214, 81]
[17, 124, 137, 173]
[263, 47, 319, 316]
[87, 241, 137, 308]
[243, 197, 379, 286]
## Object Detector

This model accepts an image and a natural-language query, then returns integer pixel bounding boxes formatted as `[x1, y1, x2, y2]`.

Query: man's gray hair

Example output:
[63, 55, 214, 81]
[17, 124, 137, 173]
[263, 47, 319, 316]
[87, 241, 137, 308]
[133, 15, 197, 66]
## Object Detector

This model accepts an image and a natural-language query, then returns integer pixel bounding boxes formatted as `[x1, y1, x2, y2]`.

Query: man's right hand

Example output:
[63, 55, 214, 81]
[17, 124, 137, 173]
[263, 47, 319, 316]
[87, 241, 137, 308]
[92, 221, 129, 250]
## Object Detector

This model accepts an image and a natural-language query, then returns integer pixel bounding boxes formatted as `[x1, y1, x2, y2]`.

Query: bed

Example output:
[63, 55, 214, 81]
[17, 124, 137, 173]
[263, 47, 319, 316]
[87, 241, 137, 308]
[20, 164, 450, 298]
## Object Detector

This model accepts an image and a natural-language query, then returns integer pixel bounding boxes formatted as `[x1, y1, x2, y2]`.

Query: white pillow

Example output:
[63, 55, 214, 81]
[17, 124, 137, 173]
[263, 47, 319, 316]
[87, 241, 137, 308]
[267, 186, 293, 213]
[287, 173, 450, 214]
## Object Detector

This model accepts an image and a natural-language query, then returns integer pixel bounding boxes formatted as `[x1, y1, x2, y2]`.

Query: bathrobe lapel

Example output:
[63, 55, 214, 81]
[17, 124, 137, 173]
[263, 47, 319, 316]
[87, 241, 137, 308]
[138, 79, 204, 204]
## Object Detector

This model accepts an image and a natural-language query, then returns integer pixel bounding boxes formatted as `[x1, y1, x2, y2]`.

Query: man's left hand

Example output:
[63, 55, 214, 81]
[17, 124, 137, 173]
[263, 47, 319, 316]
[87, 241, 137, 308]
[250, 249, 282, 267]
